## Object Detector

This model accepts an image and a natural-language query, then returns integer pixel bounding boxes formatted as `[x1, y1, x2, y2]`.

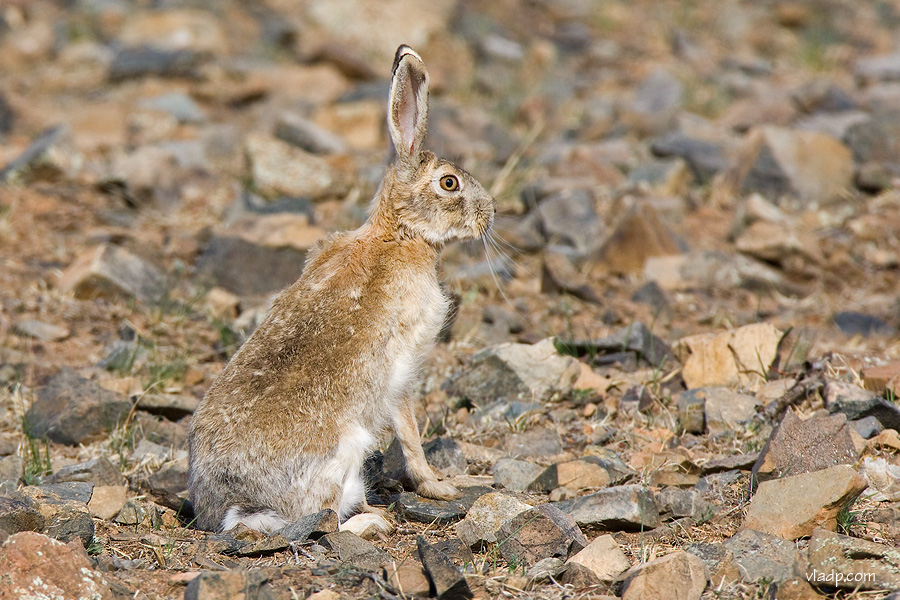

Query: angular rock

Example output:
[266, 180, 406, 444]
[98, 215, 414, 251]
[553, 485, 660, 530]
[692, 387, 759, 433]
[677, 390, 705, 434]
[651, 132, 729, 183]
[735, 220, 822, 271]
[700, 453, 759, 475]
[386, 557, 431, 597]
[722, 529, 800, 584]
[566, 534, 631, 582]
[559, 562, 602, 588]
[146, 457, 189, 511]
[497, 504, 587, 568]
[824, 379, 900, 430]
[392, 492, 466, 525]
[807, 527, 900, 590]
[446, 338, 580, 404]
[769, 578, 826, 600]
[194, 233, 307, 297]
[109, 46, 201, 81]
[536, 189, 605, 256]
[44, 456, 126, 487]
[595, 203, 682, 275]
[645, 251, 792, 294]
[275, 111, 347, 155]
[562, 321, 674, 370]
[685, 543, 741, 586]
[235, 533, 290, 557]
[0, 125, 70, 183]
[455, 492, 532, 548]
[528, 458, 611, 493]
[725, 126, 853, 206]
[673, 323, 783, 390]
[622, 68, 684, 134]
[13, 487, 94, 547]
[744, 464, 867, 539]
[87, 486, 128, 521]
[13, 319, 70, 342]
[39, 482, 94, 504]
[0, 497, 45, 534]
[626, 158, 693, 196]
[319, 530, 391, 572]
[860, 456, 900, 502]
[504, 427, 564, 460]
[655, 488, 711, 521]
[862, 360, 900, 396]
[184, 569, 272, 600]
[621, 550, 708, 600]
[751, 410, 861, 486]
[417, 536, 473, 600]
[278, 509, 338, 542]
[0, 532, 111, 600]
[245, 133, 344, 199]
[25, 369, 132, 446]
[423, 437, 467, 477]
[57, 244, 166, 303]
[114, 499, 146, 526]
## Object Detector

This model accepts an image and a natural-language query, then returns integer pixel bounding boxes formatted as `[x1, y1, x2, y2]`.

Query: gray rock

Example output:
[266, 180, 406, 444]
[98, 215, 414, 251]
[392, 492, 467, 525]
[0, 92, 12, 136]
[722, 529, 800, 584]
[623, 68, 683, 133]
[553, 485, 660, 530]
[13, 320, 70, 342]
[751, 409, 861, 487]
[855, 52, 900, 84]
[685, 543, 740, 585]
[851, 416, 883, 439]
[184, 569, 272, 600]
[194, 233, 307, 298]
[140, 92, 206, 123]
[114, 499, 146, 525]
[455, 492, 532, 549]
[824, 379, 900, 430]
[135, 393, 199, 420]
[0, 125, 68, 183]
[109, 46, 201, 81]
[0, 497, 45, 534]
[13, 486, 94, 547]
[274, 111, 347, 155]
[25, 369, 132, 446]
[833, 311, 895, 337]
[645, 250, 795, 295]
[562, 322, 674, 370]
[692, 387, 759, 434]
[0, 456, 24, 484]
[677, 390, 706, 434]
[278, 509, 338, 542]
[620, 551, 708, 600]
[44, 456, 126, 487]
[39, 482, 94, 504]
[319, 530, 391, 572]
[528, 458, 612, 493]
[245, 133, 345, 199]
[650, 132, 729, 183]
[807, 527, 900, 590]
[417, 535, 473, 600]
[844, 109, 900, 169]
[423, 437, 467, 477]
[504, 427, 564, 460]
[57, 244, 166, 304]
[145, 457, 189, 511]
[446, 338, 580, 404]
[655, 488, 711, 521]
[535, 189, 604, 256]
[700, 453, 759, 475]
[235, 533, 291, 557]
[526, 557, 567, 584]
[497, 504, 587, 568]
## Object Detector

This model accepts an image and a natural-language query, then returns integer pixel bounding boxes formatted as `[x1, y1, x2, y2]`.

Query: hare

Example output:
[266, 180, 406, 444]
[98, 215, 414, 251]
[188, 45, 496, 536]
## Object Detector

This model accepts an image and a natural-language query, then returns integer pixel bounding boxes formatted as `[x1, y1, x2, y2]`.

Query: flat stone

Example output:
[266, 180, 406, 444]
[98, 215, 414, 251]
[0, 497, 45, 534]
[751, 410, 861, 486]
[39, 482, 94, 504]
[824, 379, 900, 430]
[700, 453, 759, 475]
[621, 550, 708, 600]
[700, 387, 759, 433]
[769, 578, 826, 600]
[744, 464, 867, 539]
[25, 369, 132, 446]
[183, 569, 272, 600]
[621, 68, 684, 134]
[833, 311, 895, 337]
[245, 133, 345, 199]
[566, 534, 631, 582]
[145, 457, 189, 511]
[655, 488, 711, 521]
[235, 533, 291, 557]
[497, 504, 587, 568]
[455, 492, 532, 549]
[807, 527, 900, 590]
[527, 557, 567, 584]
[559, 562, 603, 589]
[446, 338, 581, 404]
[735, 220, 822, 271]
[855, 53, 900, 84]
[278, 509, 338, 542]
[528, 458, 611, 493]
[13, 319, 70, 342]
[645, 251, 791, 295]
[541, 249, 602, 304]
[44, 456, 126, 487]
[595, 202, 682, 275]
[140, 92, 206, 124]
[87, 486, 128, 521]
[117, 9, 225, 54]
[862, 361, 900, 397]
[722, 529, 800, 584]
[319, 530, 391, 572]
[135, 393, 199, 420]
[57, 244, 166, 303]
[275, 110, 347, 155]
[417, 536, 473, 600]
[851, 416, 883, 439]
[108, 46, 201, 81]
[553, 485, 660, 530]
[392, 492, 466, 525]
[673, 323, 783, 390]
[727, 126, 853, 206]
[0, 456, 23, 484]
[114, 499, 146, 526]
[504, 427, 565, 460]
[0, 532, 111, 600]
[626, 158, 693, 196]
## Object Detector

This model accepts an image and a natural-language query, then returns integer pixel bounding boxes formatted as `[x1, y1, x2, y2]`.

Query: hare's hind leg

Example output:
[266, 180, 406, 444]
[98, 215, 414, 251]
[339, 503, 394, 539]
[393, 396, 461, 501]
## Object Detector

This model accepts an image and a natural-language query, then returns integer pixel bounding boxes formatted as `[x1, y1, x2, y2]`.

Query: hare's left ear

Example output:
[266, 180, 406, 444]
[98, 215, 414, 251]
[388, 45, 429, 163]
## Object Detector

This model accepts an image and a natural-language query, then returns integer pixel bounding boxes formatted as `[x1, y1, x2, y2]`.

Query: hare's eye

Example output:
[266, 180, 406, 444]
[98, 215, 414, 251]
[439, 175, 459, 192]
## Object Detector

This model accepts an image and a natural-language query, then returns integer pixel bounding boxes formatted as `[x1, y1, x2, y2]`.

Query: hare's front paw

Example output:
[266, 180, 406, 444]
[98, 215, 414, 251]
[417, 478, 461, 501]
[340, 513, 394, 540]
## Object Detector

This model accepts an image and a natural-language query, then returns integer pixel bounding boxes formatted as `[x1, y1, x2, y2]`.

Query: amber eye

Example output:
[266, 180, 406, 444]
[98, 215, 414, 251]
[439, 174, 459, 192]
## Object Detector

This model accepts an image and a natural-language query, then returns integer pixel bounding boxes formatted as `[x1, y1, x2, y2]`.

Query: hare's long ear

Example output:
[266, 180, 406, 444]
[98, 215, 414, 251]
[388, 45, 429, 163]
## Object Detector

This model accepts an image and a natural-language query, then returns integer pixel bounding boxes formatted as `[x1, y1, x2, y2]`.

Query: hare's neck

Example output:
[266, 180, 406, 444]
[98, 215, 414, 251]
[367, 178, 440, 261]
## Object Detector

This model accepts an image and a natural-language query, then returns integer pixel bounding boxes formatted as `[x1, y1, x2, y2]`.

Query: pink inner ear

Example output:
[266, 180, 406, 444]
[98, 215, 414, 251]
[399, 90, 417, 154]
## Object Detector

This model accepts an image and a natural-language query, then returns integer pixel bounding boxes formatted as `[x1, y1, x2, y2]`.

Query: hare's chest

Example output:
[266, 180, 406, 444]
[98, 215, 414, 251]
[385, 281, 448, 395]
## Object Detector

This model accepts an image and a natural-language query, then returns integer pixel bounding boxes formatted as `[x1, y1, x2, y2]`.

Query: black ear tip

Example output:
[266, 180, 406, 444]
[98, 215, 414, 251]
[392, 44, 416, 75]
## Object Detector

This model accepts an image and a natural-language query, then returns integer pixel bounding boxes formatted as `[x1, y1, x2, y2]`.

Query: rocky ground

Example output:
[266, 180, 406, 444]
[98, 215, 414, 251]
[2, 0, 900, 598]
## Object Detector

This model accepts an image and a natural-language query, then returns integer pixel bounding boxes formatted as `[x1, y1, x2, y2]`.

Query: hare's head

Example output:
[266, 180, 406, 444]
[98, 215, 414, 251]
[380, 45, 496, 246]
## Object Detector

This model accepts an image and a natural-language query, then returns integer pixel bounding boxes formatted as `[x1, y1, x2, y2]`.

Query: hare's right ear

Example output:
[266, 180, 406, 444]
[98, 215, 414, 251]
[388, 45, 429, 164]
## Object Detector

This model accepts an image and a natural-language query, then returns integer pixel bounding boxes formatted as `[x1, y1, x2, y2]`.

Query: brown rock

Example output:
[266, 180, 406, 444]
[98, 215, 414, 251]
[87, 485, 128, 521]
[744, 464, 867, 539]
[751, 410, 861, 487]
[770, 578, 827, 600]
[807, 527, 900, 590]
[862, 360, 900, 396]
[118, 9, 226, 54]
[497, 504, 587, 568]
[595, 203, 682, 275]
[386, 558, 431, 597]
[455, 492, 532, 548]
[0, 531, 111, 600]
[566, 534, 631, 582]
[58, 244, 166, 303]
[245, 133, 345, 200]
[314, 100, 383, 152]
[621, 550, 708, 600]
[673, 323, 783, 390]
[528, 459, 611, 493]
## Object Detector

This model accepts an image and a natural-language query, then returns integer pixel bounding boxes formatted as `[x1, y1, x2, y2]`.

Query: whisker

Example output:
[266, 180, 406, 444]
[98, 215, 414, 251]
[481, 237, 524, 318]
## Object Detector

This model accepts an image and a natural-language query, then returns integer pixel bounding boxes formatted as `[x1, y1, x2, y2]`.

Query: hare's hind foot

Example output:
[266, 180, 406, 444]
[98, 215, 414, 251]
[340, 510, 394, 540]
[222, 507, 289, 534]
[416, 478, 461, 501]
